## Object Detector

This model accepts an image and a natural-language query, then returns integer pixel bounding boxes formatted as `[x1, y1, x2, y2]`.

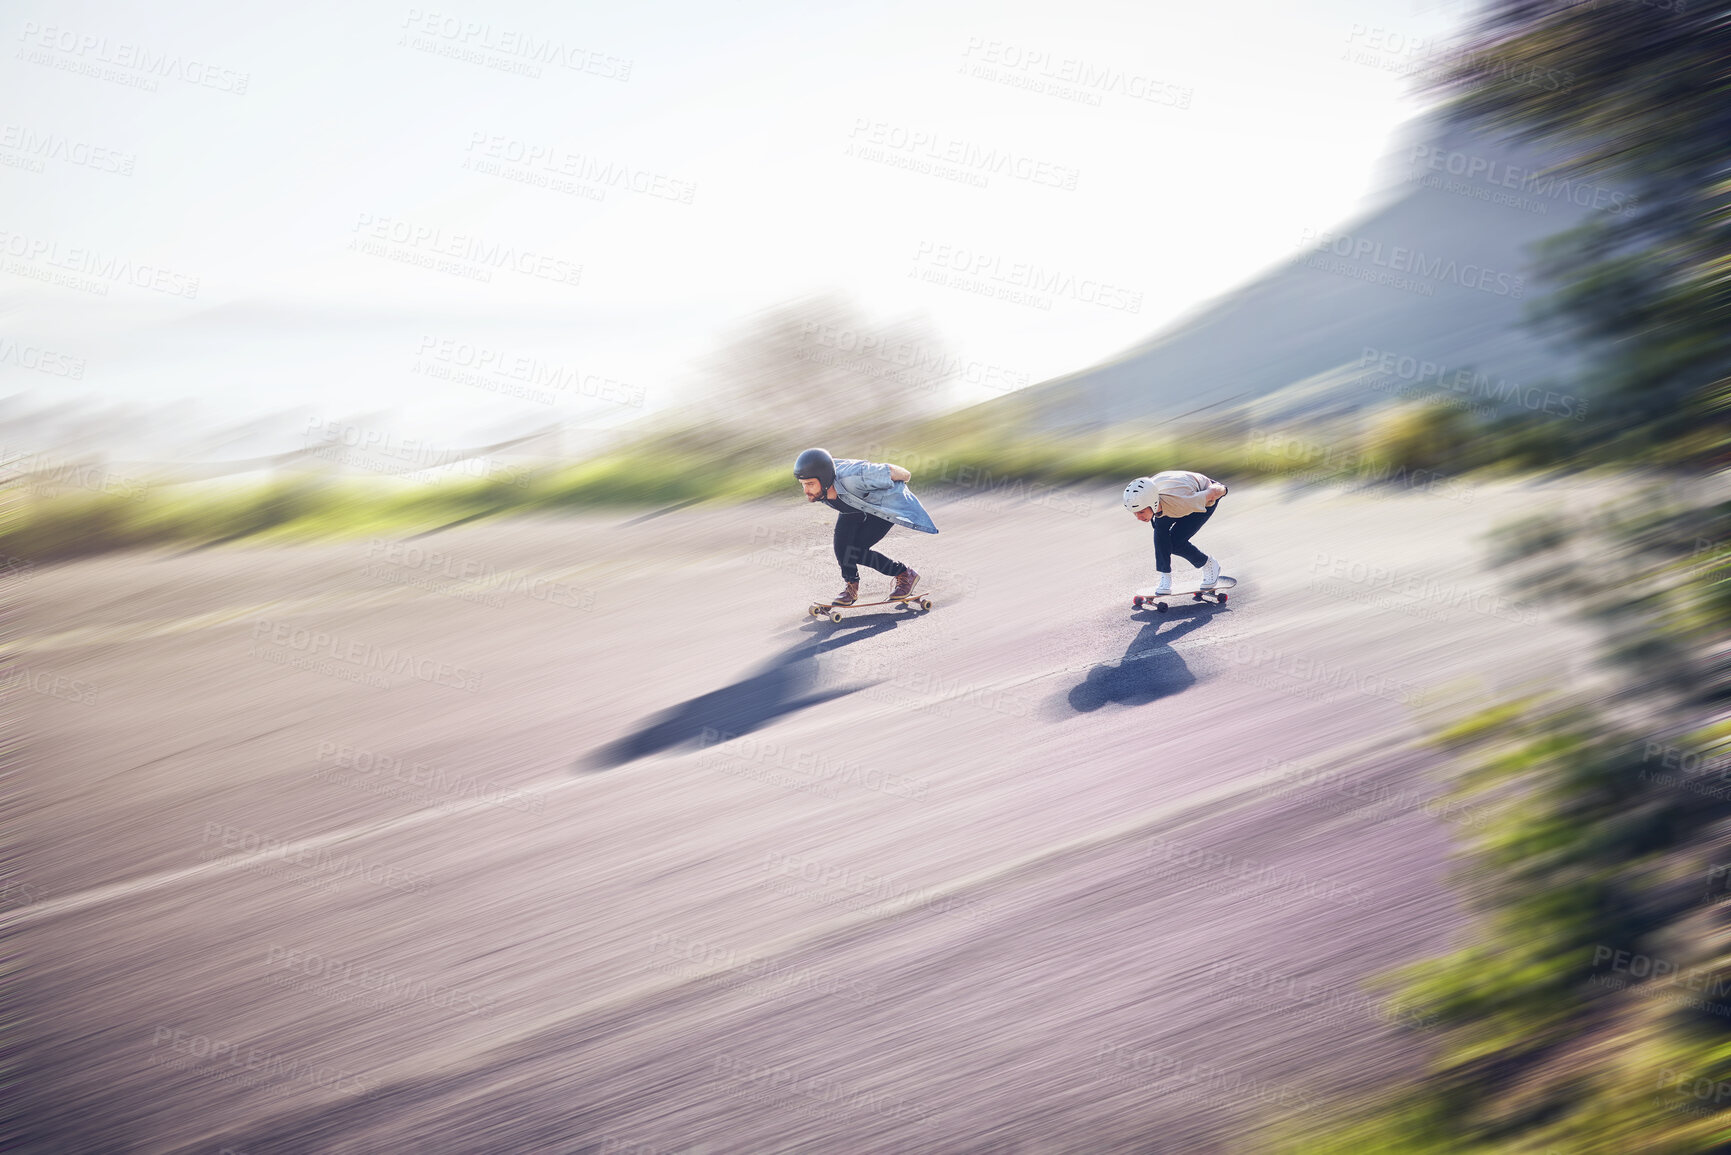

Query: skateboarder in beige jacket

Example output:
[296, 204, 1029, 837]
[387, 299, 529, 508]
[1122, 471, 1228, 596]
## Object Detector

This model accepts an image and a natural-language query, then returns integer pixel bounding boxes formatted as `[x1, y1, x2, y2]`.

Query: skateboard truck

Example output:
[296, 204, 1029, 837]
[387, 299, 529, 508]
[1132, 577, 1235, 614]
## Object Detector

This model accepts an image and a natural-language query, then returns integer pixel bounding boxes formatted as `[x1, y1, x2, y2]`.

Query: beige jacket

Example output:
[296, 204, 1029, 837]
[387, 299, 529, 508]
[1151, 470, 1219, 518]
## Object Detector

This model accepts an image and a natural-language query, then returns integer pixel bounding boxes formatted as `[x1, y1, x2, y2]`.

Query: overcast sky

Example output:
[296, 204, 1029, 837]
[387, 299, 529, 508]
[0, 0, 1472, 454]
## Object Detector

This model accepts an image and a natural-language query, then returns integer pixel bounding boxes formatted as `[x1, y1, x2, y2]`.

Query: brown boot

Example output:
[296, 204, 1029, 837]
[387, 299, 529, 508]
[833, 581, 860, 606]
[891, 567, 920, 598]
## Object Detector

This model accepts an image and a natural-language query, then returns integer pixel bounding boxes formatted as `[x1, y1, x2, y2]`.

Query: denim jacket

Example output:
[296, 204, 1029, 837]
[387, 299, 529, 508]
[831, 458, 939, 534]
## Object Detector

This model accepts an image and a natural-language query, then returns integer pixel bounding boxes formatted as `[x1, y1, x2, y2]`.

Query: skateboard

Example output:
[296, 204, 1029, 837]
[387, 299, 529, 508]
[1133, 576, 1235, 613]
[808, 594, 933, 622]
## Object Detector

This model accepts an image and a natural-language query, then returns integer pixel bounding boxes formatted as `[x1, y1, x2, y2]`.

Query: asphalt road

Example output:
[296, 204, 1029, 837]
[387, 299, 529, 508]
[11, 477, 1597, 1153]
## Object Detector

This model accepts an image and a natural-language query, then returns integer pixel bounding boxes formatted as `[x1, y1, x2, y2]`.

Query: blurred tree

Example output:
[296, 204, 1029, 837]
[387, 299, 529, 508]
[1436, 0, 1731, 458]
[1260, 7, 1731, 1150]
[684, 295, 952, 459]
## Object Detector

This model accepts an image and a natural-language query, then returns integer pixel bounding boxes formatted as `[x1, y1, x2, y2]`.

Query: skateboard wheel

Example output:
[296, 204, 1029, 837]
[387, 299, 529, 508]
[829, 610, 843, 623]
[1156, 602, 1169, 613]
[1218, 592, 1228, 604]
[919, 598, 931, 611]
[1132, 596, 1143, 607]
[809, 604, 823, 617]
[1193, 593, 1203, 601]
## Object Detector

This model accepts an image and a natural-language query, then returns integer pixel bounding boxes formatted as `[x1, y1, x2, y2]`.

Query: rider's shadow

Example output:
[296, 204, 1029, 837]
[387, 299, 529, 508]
[579, 616, 900, 771]
[1064, 612, 1214, 713]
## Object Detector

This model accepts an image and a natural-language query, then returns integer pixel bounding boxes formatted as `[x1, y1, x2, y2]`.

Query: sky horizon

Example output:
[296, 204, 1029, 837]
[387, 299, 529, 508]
[0, 0, 1475, 460]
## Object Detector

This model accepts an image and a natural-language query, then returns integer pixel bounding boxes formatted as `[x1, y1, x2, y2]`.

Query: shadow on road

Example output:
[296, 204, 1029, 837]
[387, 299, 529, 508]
[1064, 609, 1218, 713]
[580, 616, 902, 770]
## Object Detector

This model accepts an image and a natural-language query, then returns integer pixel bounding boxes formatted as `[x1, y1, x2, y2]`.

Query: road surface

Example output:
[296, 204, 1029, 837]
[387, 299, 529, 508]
[11, 477, 1595, 1153]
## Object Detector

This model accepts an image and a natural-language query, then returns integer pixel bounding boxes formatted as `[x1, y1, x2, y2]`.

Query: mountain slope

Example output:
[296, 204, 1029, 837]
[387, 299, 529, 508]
[992, 117, 1619, 433]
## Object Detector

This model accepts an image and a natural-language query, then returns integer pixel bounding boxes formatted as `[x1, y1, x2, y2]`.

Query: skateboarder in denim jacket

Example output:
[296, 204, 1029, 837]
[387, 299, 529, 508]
[1122, 471, 1228, 596]
[793, 448, 938, 606]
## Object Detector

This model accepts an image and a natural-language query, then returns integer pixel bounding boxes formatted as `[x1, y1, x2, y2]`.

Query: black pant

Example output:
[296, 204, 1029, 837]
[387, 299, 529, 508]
[1155, 502, 1217, 572]
[833, 511, 905, 583]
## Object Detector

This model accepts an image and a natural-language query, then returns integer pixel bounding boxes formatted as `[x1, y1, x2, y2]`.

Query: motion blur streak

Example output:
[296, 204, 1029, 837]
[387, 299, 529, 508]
[8, 0, 1731, 1152]
[1, 469, 30, 1154]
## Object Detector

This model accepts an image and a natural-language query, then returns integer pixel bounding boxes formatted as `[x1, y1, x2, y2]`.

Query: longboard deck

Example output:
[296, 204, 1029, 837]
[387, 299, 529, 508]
[1133, 576, 1235, 613]
[808, 594, 933, 621]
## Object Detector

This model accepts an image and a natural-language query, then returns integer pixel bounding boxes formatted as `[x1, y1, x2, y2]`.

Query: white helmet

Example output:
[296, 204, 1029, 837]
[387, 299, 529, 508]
[1123, 476, 1156, 513]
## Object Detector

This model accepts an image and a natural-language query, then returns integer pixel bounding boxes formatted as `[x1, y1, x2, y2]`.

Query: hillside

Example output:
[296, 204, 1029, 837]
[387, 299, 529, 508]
[989, 116, 1619, 433]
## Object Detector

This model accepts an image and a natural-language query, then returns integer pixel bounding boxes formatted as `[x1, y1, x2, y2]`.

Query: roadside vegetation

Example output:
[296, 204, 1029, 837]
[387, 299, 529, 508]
[1262, 1, 1731, 1150]
[0, 402, 1586, 563]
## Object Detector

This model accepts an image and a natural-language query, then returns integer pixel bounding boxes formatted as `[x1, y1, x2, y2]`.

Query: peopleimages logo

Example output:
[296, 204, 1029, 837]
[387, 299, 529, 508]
[1342, 25, 1575, 94]
[398, 8, 633, 81]
[462, 132, 694, 203]
[251, 618, 484, 692]
[0, 335, 85, 378]
[1298, 228, 1525, 298]
[265, 944, 499, 1017]
[0, 447, 148, 498]
[1354, 346, 1587, 421]
[712, 1054, 934, 1126]
[957, 38, 1193, 109]
[1409, 144, 1638, 217]
[349, 212, 582, 288]
[1308, 550, 1539, 627]
[911, 240, 1142, 313]
[647, 930, 881, 1003]
[1141, 833, 1372, 908]
[0, 227, 200, 298]
[314, 740, 546, 815]
[149, 1027, 377, 1097]
[698, 727, 929, 802]
[16, 22, 251, 94]
[800, 324, 1030, 394]
[200, 822, 433, 894]
[1095, 1042, 1315, 1111]
[413, 336, 644, 407]
[846, 119, 1080, 190]
[0, 123, 135, 175]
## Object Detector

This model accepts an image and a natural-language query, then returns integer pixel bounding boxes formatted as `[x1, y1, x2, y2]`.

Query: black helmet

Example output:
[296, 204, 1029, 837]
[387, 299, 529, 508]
[793, 448, 836, 488]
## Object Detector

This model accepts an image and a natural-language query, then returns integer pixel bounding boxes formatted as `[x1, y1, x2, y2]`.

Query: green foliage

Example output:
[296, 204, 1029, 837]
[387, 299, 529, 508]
[1434, 696, 1542, 750]
[1304, 21, 1731, 1143]
[532, 454, 716, 506]
[1369, 404, 1477, 472]
[1275, 493, 1731, 1153]
[0, 431, 1340, 561]
[1438, 0, 1731, 462]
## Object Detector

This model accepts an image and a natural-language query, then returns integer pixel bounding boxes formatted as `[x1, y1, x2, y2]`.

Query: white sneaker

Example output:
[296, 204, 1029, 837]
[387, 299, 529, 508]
[1153, 573, 1172, 596]
[1200, 556, 1222, 589]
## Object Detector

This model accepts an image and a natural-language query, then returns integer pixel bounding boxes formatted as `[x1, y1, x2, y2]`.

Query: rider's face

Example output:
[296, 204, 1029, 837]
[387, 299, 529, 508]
[1134, 506, 1155, 523]
[800, 478, 824, 501]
